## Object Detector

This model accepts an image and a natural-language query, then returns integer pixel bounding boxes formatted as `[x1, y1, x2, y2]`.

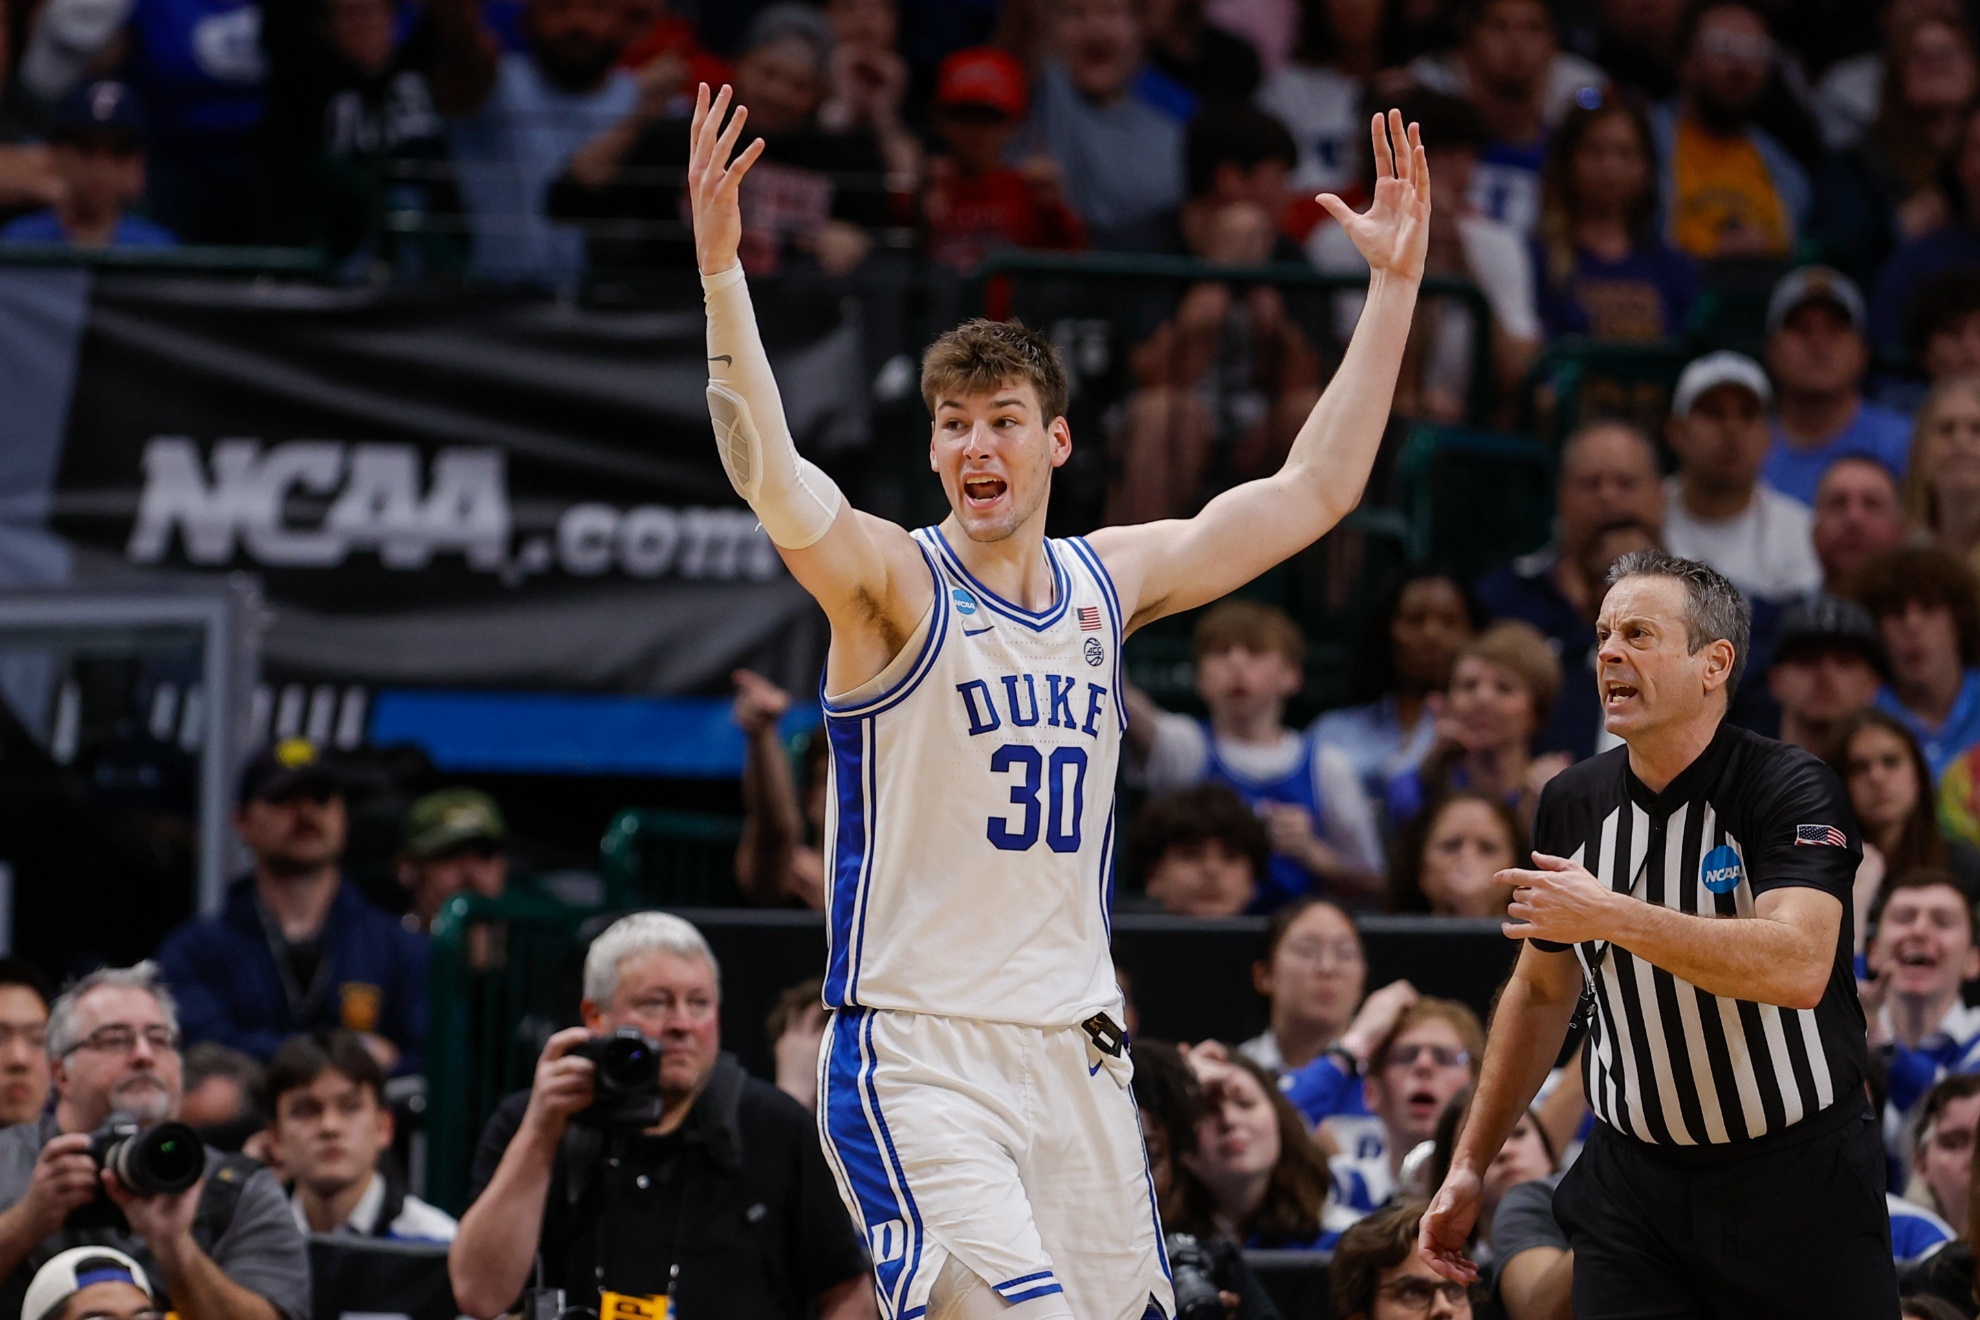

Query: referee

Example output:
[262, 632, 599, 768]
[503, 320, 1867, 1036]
[1420, 550, 1894, 1319]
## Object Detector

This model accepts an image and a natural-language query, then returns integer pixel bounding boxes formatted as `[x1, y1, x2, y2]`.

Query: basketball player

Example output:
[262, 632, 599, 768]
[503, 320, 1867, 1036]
[688, 83, 1429, 1320]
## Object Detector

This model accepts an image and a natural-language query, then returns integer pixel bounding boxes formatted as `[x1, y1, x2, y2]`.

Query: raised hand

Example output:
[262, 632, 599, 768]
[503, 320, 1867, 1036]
[1317, 109, 1430, 283]
[688, 82, 767, 276]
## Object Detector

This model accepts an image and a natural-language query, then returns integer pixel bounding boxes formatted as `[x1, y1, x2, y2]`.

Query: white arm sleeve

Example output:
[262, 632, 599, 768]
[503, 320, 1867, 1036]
[702, 262, 843, 550]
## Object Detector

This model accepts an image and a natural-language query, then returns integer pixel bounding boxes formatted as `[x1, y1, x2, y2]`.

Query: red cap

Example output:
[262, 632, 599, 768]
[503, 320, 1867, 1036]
[936, 48, 1027, 119]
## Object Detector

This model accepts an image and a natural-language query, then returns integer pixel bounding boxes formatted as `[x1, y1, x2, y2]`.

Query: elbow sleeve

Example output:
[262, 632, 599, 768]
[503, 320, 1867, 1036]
[703, 264, 843, 550]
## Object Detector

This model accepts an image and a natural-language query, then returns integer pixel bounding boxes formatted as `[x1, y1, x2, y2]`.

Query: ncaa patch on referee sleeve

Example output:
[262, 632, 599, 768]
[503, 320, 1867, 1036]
[1794, 824, 1848, 847]
[1700, 844, 1743, 894]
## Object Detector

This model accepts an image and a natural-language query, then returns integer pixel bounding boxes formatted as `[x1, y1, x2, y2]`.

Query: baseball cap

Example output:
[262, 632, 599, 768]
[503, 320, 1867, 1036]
[741, 3, 834, 73]
[23, 1248, 153, 1320]
[48, 80, 143, 143]
[1769, 593, 1891, 681]
[936, 48, 1027, 120]
[403, 787, 507, 859]
[237, 737, 340, 807]
[1766, 265, 1867, 337]
[1671, 351, 1772, 417]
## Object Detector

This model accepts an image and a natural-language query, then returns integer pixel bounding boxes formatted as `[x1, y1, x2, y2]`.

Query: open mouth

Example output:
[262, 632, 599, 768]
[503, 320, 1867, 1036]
[1603, 681, 1639, 709]
[962, 474, 1007, 508]
[1896, 947, 1939, 970]
[1407, 1088, 1441, 1116]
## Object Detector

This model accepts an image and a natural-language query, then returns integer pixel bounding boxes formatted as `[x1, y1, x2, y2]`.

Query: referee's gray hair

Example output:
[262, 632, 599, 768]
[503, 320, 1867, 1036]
[47, 962, 179, 1059]
[1607, 549, 1753, 692]
[583, 911, 721, 1005]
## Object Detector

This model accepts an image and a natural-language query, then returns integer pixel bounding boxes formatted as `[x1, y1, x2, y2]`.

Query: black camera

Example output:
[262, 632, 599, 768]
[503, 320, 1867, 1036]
[89, 1115, 205, 1196]
[1164, 1233, 1224, 1320]
[570, 1029, 664, 1128]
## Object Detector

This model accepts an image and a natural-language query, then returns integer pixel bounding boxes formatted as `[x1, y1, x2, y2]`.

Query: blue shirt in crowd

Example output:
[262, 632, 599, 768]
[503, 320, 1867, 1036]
[1875, 669, 1980, 782]
[0, 210, 178, 247]
[1311, 694, 1439, 815]
[1761, 400, 1913, 506]
[449, 52, 637, 284]
[156, 875, 429, 1070]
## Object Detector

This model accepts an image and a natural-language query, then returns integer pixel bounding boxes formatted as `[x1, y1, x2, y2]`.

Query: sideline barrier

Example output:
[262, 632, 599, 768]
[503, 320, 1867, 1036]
[1246, 1250, 1335, 1320]
[426, 896, 1517, 1212]
[307, 1234, 456, 1320]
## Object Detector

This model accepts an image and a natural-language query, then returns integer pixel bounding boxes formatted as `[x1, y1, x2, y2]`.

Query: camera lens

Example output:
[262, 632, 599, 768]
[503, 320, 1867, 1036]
[112, 1121, 204, 1196]
[597, 1036, 654, 1092]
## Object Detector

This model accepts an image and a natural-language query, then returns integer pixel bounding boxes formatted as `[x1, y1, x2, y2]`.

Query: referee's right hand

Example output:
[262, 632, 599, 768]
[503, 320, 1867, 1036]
[1418, 1165, 1482, 1283]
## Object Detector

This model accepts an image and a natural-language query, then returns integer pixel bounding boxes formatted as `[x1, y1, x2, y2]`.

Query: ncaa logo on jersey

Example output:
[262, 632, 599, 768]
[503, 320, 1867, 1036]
[1084, 636, 1104, 667]
[869, 1220, 907, 1264]
[952, 588, 978, 616]
[1700, 844, 1743, 894]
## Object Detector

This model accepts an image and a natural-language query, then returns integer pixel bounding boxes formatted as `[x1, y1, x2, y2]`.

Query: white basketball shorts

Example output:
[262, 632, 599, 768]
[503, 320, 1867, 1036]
[818, 1007, 1175, 1320]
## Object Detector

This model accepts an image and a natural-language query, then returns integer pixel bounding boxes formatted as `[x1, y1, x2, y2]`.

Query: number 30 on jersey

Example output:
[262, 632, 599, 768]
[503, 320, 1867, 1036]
[987, 745, 1087, 852]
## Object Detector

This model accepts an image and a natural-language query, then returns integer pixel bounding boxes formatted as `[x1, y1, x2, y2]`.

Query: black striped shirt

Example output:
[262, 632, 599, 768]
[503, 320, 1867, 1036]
[1531, 721, 1868, 1151]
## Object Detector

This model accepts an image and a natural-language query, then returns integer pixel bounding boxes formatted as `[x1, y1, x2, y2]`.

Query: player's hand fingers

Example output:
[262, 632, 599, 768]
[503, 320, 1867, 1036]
[721, 136, 767, 198]
[1315, 192, 1356, 228]
[691, 84, 728, 176]
[1530, 852, 1577, 871]
[1370, 111, 1395, 182]
[1503, 919, 1541, 940]
[1495, 867, 1546, 889]
[711, 101, 750, 176]
[688, 81, 710, 156]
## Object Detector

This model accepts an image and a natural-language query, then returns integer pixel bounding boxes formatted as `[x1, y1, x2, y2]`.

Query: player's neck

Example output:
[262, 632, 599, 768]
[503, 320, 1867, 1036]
[938, 514, 1057, 612]
[1624, 712, 1723, 794]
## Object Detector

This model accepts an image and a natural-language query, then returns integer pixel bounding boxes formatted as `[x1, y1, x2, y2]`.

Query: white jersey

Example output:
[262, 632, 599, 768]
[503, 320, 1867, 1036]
[820, 526, 1125, 1028]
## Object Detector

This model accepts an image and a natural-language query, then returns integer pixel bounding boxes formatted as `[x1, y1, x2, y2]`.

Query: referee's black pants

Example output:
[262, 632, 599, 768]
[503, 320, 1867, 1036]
[1551, 1100, 1897, 1319]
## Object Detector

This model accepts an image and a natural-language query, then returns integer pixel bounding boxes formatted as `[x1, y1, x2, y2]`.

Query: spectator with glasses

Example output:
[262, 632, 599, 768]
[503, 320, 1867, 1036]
[156, 739, 428, 1073]
[1329, 1200, 1474, 1320]
[0, 964, 307, 1320]
[0, 962, 52, 1131]
[1329, 1000, 1484, 1219]
[1239, 900, 1419, 1160]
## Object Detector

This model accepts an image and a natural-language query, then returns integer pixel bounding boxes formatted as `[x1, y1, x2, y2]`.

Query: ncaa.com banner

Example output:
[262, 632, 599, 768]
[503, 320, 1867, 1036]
[23, 271, 865, 696]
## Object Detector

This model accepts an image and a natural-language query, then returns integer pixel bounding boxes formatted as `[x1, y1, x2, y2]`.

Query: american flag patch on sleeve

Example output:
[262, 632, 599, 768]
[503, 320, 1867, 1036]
[1794, 824, 1848, 847]
[1078, 606, 1103, 631]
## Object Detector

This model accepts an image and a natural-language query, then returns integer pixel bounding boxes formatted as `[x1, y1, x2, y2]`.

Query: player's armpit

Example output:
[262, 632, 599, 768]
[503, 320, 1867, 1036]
[779, 506, 937, 693]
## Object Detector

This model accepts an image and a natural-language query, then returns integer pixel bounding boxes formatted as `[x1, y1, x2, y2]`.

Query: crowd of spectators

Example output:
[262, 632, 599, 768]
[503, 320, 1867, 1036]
[46, 0, 1980, 1314]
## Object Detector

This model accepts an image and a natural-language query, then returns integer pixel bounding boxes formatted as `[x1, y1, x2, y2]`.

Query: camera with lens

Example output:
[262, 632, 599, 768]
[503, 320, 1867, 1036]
[1163, 1233, 1224, 1320]
[90, 1115, 205, 1196]
[569, 1028, 664, 1128]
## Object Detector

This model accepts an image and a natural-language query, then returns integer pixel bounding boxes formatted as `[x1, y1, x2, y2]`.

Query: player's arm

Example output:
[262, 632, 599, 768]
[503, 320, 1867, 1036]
[1503, 860, 1841, 1010]
[688, 84, 929, 667]
[1087, 111, 1428, 631]
[1419, 943, 1581, 1283]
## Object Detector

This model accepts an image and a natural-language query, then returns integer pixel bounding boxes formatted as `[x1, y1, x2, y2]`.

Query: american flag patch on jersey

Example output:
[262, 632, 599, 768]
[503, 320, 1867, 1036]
[1078, 606, 1102, 631]
[1795, 824, 1848, 847]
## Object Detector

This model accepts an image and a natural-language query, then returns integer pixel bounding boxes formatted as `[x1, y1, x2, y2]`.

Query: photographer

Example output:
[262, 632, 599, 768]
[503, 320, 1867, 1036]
[0, 964, 307, 1320]
[448, 913, 873, 1320]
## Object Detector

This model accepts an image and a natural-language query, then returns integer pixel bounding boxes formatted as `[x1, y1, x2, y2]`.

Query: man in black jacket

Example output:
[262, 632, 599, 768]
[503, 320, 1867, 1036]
[448, 912, 874, 1320]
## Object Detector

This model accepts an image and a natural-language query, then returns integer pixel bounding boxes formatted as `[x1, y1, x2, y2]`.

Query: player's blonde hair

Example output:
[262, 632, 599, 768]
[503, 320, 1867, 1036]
[920, 319, 1068, 422]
